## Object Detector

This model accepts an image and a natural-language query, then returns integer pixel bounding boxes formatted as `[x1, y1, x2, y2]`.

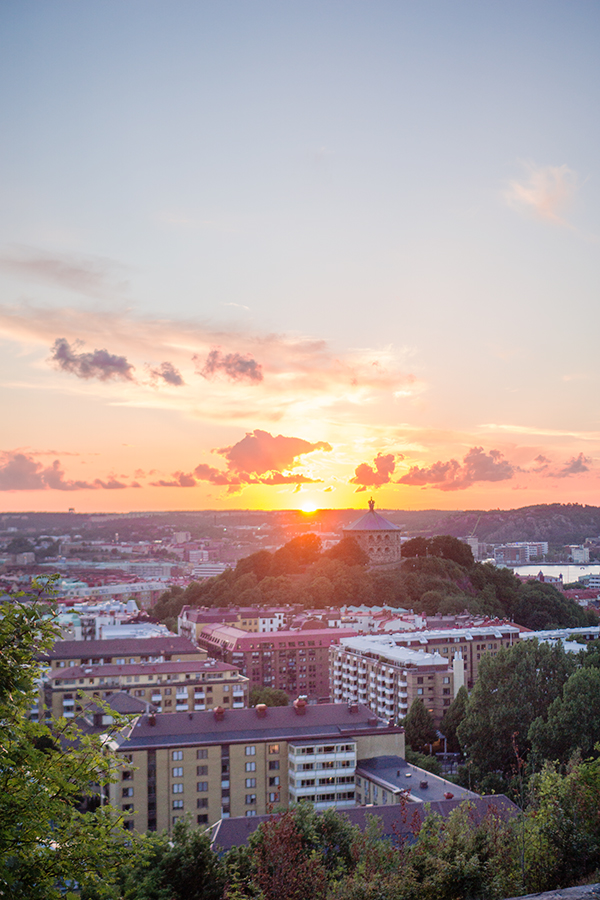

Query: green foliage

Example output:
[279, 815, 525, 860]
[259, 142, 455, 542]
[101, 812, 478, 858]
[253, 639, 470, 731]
[403, 699, 437, 751]
[249, 686, 289, 707]
[405, 749, 442, 775]
[324, 536, 369, 567]
[100, 819, 225, 900]
[457, 640, 575, 781]
[529, 666, 600, 763]
[0, 579, 135, 899]
[439, 686, 468, 754]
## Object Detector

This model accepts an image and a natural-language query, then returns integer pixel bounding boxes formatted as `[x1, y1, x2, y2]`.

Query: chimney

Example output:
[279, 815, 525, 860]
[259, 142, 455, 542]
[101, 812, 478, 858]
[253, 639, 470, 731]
[213, 706, 225, 721]
[255, 703, 267, 718]
[293, 697, 307, 715]
[148, 713, 156, 726]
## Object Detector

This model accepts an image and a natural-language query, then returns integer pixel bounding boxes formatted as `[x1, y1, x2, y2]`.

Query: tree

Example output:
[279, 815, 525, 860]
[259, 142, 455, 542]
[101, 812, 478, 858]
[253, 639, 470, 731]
[439, 686, 468, 754]
[529, 666, 600, 764]
[428, 535, 474, 568]
[0, 580, 134, 899]
[101, 819, 225, 900]
[403, 699, 437, 751]
[249, 686, 290, 707]
[457, 640, 575, 780]
[324, 536, 369, 567]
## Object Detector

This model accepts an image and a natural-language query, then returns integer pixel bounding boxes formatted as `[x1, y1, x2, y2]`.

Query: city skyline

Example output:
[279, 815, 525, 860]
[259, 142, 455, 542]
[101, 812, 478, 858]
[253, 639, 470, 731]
[1, 2, 599, 512]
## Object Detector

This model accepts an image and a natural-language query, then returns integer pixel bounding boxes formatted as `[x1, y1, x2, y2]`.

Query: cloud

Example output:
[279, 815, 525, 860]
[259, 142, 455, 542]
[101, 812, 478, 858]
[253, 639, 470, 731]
[547, 452, 590, 478]
[0, 247, 128, 297]
[147, 361, 185, 386]
[50, 338, 135, 382]
[217, 429, 331, 476]
[149, 471, 199, 488]
[505, 163, 577, 225]
[350, 452, 398, 492]
[149, 430, 331, 493]
[397, 447, 515, 492]
[0, 452, 139, 491]
[196, 349, 263, 383]
[0, 302, 421, 425]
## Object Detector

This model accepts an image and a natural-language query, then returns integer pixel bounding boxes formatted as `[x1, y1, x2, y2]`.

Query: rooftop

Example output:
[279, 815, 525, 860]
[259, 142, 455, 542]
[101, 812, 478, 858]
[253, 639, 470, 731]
[43, 635, 200, 660]
[356, 756, 479, 803]
[344, 500, 402, 533]
[49, 658, 239, 681]
[119, 702, 401, 751]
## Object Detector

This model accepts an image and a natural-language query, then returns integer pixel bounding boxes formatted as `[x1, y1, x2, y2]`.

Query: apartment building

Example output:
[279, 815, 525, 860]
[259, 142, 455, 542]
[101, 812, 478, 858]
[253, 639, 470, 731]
[178, 605, 291, 642]
[42, 657, 249, 720]
[355, 755, 479, 805]
[330, 637, 457, 725]
[493, 542, 548, 565]
[42, 635, 205, 669]
[195, 624, 358, 700]
[111, 701, 404, 833]
[384, 624, 520, 689]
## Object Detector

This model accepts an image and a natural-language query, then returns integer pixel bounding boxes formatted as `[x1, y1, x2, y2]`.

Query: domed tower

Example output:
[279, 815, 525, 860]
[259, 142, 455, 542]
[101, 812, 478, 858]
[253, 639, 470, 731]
[343, 498, 402, 566]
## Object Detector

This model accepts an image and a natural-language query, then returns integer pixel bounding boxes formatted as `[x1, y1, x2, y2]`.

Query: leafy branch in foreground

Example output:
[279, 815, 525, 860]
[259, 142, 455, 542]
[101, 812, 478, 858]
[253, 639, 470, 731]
[0, 578, 136, 900]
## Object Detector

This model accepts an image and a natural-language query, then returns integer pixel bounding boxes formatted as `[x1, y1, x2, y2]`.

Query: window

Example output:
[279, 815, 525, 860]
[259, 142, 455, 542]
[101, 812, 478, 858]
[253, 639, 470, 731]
[245, 746, 256, 756]
[245, 761, 256, 772]
[269, 760, 280, 770]
[197, 748, 208, 759]
[122, 803, 133, 812]
[269, 776, 280, 786]
[172, 767, 183, 777]
[197, 814, 209, 824]
[245, 778, 256, 788]
[172, 750, 183, 761]
[197, 765, 208, 776]
[197, 798, 208, 808]
[172, 783, 183, 794]
[417, 688, 424, 695]
[268, 744, 279, 754]
[197, 782, 208, 792]
[165, 688, 172, 695]
[269, 792, 278, 802]
[245, 794, 257, 805]
[245, 810, 257, 817]
[122, 787, 134, 797]
[443, 676, 450, 684]
[172, 799, 184, 809]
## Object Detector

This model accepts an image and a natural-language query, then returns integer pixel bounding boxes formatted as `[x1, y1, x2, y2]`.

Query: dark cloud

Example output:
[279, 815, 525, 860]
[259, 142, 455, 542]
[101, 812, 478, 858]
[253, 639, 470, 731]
[195, 349, 263, 383]
[0, 247, 128, 297]
[50, 338, 135, 382]
[0, 452, 138, 491]
[350, 453, 398, 492]
[148, 361, 185, 387]
[218, 429, 331, 476]
[548, 452, 590, 478]
[397, 447, 515, 492]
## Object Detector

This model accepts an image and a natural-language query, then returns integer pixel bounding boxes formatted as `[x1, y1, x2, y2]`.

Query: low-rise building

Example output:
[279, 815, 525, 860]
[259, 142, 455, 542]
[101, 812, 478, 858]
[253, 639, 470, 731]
[42, 635, 205, 670]
[111, 701, 404, 832]
[355, 755, 479, 805]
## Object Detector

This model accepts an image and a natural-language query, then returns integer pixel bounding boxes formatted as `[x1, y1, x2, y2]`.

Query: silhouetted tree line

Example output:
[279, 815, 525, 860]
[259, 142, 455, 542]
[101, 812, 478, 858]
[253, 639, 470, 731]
[152, 533, 596, 631]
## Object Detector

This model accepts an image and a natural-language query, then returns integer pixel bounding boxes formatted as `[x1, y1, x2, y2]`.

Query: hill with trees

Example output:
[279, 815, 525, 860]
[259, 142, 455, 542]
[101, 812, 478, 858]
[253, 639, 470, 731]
[152, 533, 596, 631]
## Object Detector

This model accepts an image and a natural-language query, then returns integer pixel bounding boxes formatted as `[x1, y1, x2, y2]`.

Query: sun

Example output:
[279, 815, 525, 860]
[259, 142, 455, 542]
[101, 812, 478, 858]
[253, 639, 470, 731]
[300, 502, 317, 513]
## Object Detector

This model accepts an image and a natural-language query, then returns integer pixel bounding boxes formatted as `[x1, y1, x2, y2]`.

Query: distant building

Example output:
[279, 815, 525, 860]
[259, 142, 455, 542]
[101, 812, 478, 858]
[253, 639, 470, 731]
[566, 545, 590, 564]
[493, 542, 548, 565]
[343, 499, 402, 566]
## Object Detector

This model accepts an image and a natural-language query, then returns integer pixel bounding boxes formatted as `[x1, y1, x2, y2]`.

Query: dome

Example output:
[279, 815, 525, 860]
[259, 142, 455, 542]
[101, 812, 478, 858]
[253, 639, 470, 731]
[344, 498, 402, 533]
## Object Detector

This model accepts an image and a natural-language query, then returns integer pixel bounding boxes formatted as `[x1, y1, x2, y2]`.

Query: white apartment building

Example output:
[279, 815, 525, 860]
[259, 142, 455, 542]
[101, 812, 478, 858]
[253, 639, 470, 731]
[330, 637, 457, 725]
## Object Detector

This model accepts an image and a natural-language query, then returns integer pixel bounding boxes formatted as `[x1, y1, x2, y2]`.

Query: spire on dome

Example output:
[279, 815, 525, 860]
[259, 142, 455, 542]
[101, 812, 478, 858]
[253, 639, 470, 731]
[368, 497, 375, 512]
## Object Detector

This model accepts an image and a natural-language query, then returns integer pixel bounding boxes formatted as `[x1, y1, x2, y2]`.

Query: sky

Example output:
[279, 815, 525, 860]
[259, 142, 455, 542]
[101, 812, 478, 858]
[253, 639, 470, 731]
[1, 1, 599, 513]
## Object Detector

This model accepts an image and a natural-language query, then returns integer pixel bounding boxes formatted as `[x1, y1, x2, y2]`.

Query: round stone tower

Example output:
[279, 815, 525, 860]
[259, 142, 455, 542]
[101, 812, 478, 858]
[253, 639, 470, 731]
[343, 498, 402, 566]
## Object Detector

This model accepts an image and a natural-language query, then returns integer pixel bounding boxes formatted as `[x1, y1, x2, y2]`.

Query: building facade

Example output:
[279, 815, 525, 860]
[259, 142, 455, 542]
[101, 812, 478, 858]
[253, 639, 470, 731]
[42, 657, 249, 721]
[111, 701, 404, 833]
[343, 499, 402, 566]
[195, 624, 358, 700]
[330, 637, 456, 725]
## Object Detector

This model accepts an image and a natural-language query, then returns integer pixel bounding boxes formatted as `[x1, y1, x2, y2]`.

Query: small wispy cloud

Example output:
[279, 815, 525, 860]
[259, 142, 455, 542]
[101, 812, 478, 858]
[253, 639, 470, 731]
[505, 163, 578, 226]
[147, 361, 185, 387]
[195, 349, 264, 383]
[0, 246, 129, 297]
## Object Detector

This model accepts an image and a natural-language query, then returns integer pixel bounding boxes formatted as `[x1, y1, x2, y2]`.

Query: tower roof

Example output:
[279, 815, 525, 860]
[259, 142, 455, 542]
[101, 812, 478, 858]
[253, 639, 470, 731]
[344, 499, 402, 533]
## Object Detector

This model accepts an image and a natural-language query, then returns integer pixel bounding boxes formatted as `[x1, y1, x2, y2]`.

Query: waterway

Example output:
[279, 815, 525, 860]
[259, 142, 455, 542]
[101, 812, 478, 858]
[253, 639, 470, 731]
[512, 564, 600, 583]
